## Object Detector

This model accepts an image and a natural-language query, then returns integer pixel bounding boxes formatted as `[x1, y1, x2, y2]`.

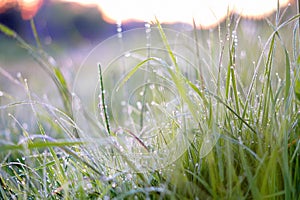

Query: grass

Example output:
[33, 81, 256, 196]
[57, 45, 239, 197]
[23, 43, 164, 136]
[0, 8, 300, 199]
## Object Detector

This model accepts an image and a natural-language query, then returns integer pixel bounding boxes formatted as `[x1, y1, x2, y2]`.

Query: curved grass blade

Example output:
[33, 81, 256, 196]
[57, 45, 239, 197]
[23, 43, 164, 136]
[0, 140, 84, 152]
[116, 57, 156, 92]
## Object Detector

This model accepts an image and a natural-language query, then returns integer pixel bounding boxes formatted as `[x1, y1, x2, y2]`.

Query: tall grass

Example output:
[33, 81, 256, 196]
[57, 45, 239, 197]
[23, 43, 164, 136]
[0, 9, 300, 200]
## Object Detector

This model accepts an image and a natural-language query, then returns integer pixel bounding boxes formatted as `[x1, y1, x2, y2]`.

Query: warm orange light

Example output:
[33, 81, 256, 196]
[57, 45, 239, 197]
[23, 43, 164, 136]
[0, 0, 16, 14]
[95, 0, 232, 28]
[56, 0, 99, 7]
[19, 0, 43, 20]
[231, 0, 290, 18]
[59, 0, 292, 28]
[0, 0, 43, 20]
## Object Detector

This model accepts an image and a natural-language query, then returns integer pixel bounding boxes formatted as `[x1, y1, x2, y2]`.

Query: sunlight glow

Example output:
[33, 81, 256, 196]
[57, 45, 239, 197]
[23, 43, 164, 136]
[19, 0, 43, 19]
[59, 0, 292, 28]
[0, 0, 292, 27]
[0, 0, 43, 20]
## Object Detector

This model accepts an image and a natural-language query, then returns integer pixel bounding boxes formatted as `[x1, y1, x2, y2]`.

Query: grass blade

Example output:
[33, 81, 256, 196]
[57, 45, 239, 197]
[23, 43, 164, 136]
[98, 63, 111, 136]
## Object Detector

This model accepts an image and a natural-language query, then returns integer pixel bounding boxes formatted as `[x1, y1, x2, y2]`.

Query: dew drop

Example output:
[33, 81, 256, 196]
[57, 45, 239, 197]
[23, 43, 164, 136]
[104, 195, 110, 200]
[87, 183, 92, 189]
[124, 52, 131, 57]
[240, 50, 246, 59]
[150, 101, 156, 106]
[234, 38, 238, 45]
[121, 101, 126, 106]
[48, 56, 56, 66]
[145, 23, 151, 34]
[238, 136, 243, 145]
[158, 86, 164, 92]
[169, 65, 175, 70]
[22, 123, 28, 130]
[127, 106, 132, 114]
[259, 75, 264, 83]
[17, 72, 22, 78]
[117, 27, 122, 33]
[136, 101, 142, 110]
[126, 173, 133, 181]
[149, 84, 155, 90]
[116, 21, 122, 38]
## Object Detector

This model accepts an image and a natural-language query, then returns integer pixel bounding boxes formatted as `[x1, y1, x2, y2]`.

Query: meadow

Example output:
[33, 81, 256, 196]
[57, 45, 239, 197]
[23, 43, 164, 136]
[0, 6, 300, 200]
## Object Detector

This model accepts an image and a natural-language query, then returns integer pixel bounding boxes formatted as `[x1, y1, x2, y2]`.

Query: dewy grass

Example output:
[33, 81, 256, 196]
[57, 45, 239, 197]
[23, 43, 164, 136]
[0, 9, 300, 199]
[0, 22, 77, 138]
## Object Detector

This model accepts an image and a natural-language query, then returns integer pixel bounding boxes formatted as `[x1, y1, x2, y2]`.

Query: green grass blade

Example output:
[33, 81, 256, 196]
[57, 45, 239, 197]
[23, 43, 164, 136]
[30, 19, 42, 49]
[0, 23, 16, 38]
[0, 140, 84, 152]
[98, 63, 111, 136]
[155, 18, 180, 72]
[295, 56, 300, 101]
[116, 57, 155, 92]
[155, 19, 200, 122]
[284, 48, 291, 108]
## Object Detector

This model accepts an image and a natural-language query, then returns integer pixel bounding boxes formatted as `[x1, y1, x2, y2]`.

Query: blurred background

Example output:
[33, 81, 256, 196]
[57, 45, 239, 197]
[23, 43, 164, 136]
[0, 0, 295, 49]
[0, 0, 297, 96]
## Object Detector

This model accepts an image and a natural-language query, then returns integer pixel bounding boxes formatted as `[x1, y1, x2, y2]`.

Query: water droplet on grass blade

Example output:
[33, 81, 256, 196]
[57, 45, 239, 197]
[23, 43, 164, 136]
[17, 72, 22, 78]
[124, 52, 131, 57]
[48, 56, 56, 66]
[126, 173, 133, 181]
[22, 123, 28, 130]
[103, 195, 110, 200]
[149, 84, 155, 90]
[238, 136, 243, 145]
[116, 21, 122, 38]
[127, 106, 132, 114]
[136, 101, 142, 110]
